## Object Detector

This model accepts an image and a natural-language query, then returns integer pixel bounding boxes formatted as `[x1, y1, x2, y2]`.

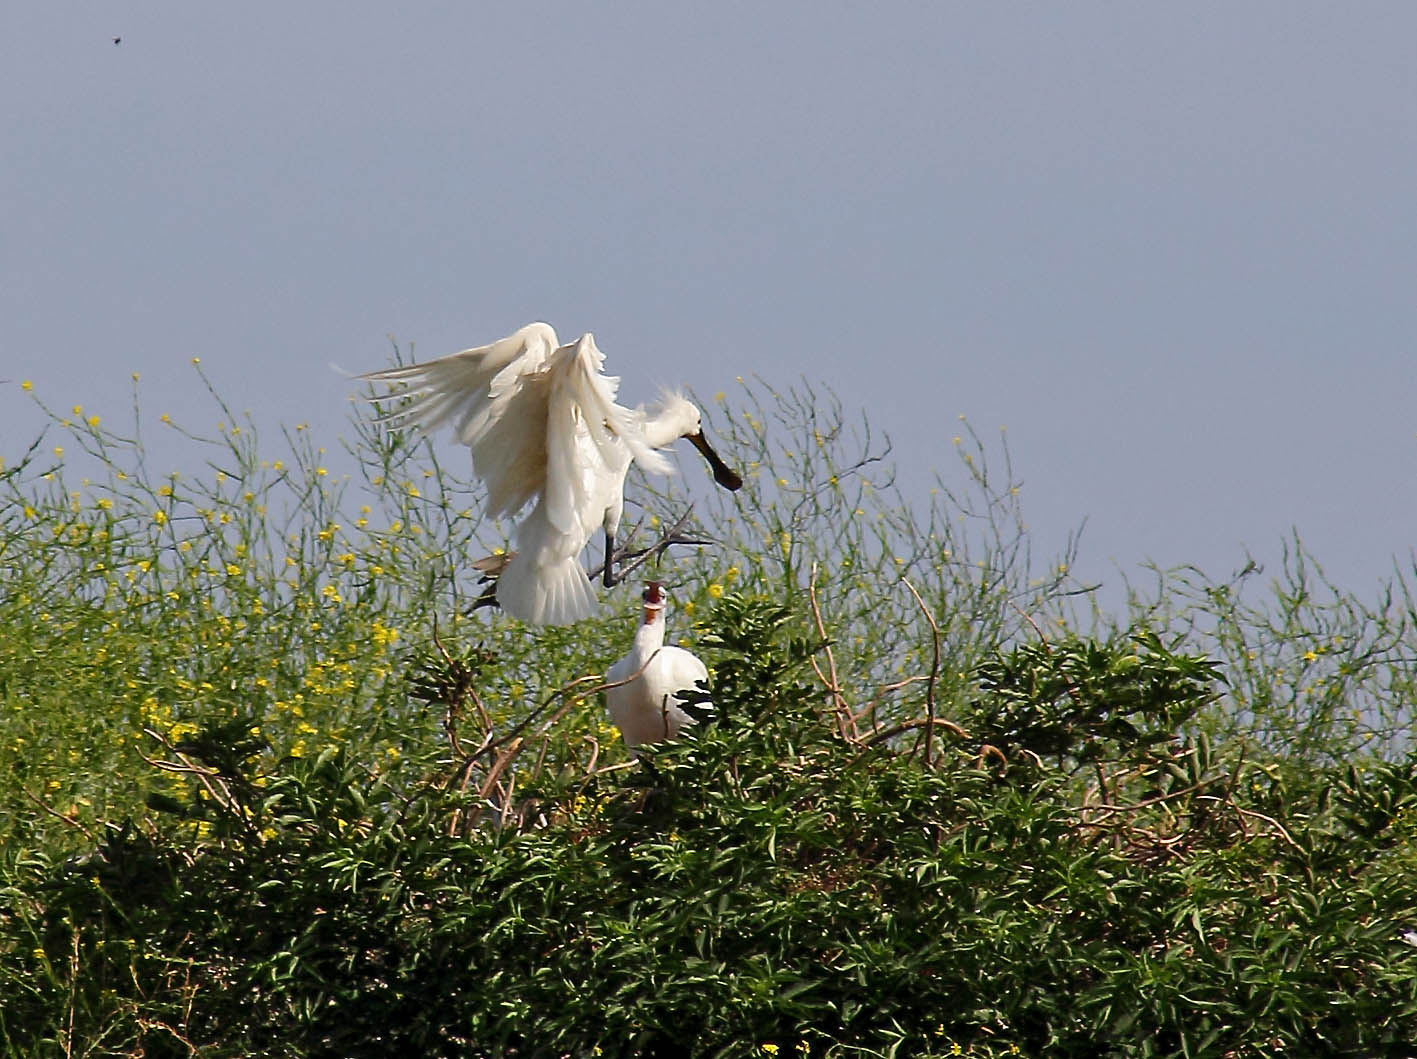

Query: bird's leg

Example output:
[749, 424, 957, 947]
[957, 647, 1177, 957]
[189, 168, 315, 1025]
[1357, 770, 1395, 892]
[612, 507, 713, 583]
[469, 581, 500, 611]
[583, 508, 713, 586]
[602, 527, 618, 588]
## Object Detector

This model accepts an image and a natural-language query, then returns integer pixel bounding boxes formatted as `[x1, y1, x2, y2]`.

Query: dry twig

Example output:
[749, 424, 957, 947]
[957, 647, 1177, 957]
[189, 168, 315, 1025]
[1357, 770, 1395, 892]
[808, 562, 855, 740]
[900, 577, 942, 766]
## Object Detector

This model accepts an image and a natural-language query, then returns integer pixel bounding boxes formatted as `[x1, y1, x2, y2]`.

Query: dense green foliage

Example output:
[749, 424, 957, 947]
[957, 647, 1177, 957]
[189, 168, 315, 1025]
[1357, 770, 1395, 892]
[3, 369, 1417, 1056]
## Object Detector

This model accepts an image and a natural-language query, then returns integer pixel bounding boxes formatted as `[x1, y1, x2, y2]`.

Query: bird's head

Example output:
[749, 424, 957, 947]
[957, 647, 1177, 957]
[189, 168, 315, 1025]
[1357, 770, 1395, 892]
[650, 392, 743, 492]
[642, 581, 667, 621]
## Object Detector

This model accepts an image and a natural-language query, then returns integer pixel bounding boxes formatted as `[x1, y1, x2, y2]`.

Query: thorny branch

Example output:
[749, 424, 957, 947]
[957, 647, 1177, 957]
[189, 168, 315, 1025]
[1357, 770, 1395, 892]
[138, 728, 260, 838]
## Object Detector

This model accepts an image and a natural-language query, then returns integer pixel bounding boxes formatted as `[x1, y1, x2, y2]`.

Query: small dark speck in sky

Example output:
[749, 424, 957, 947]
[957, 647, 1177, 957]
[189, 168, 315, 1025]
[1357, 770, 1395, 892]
[113, 37, 121, 45]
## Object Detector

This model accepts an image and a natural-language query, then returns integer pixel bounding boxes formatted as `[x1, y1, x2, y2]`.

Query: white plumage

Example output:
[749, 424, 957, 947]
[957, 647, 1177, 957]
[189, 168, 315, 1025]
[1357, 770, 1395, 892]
[358, 323, 740, 625]
[606, 582, 711, 756]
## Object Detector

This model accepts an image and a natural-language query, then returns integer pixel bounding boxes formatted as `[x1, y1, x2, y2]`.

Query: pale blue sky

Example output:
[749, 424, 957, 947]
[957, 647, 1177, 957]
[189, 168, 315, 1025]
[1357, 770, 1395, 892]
[5, 5, 1415, 605]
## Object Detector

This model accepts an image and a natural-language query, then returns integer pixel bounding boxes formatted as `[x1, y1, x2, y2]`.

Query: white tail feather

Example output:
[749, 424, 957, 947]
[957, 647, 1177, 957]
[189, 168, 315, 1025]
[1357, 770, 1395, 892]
[495, 553, 598, 625]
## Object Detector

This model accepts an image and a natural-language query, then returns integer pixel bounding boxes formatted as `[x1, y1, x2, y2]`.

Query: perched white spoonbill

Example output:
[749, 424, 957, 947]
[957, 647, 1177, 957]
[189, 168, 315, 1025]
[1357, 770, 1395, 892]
[606, 582, 711, 756]
[358, 323, 741, 625]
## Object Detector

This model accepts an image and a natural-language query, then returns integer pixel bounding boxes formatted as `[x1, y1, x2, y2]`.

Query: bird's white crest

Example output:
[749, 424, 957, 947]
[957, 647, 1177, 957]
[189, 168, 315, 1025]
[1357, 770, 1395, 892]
[357, 324, 740, 625]
[642, 392, 702, 449]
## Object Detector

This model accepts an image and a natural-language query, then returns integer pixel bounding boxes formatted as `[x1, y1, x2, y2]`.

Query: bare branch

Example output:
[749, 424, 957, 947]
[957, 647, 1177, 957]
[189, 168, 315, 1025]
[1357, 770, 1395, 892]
[901, 577, 942, 766]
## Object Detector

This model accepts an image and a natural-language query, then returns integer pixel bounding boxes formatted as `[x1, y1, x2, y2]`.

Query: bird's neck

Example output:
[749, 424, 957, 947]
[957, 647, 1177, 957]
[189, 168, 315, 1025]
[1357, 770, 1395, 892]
[632, 611, 666, 657]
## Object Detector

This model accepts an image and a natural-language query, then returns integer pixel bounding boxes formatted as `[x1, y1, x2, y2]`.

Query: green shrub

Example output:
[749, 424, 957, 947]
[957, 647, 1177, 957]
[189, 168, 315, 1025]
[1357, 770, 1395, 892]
[5, 596, 1417, 1056]
[4, 369, 1417, 1057]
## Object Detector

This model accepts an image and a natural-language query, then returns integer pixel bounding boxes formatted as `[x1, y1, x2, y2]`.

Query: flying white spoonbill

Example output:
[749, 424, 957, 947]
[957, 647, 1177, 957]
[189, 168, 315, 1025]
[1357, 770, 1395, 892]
[357, 323, 741, 625]
[605, 582, 711, 756]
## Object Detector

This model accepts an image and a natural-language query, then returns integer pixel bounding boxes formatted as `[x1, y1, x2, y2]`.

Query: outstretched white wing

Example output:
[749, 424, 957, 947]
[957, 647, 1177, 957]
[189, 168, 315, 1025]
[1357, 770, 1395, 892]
[540, 334, 674, 536]
[358, 322, 559, 517]
[360, 324, 674, 530]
